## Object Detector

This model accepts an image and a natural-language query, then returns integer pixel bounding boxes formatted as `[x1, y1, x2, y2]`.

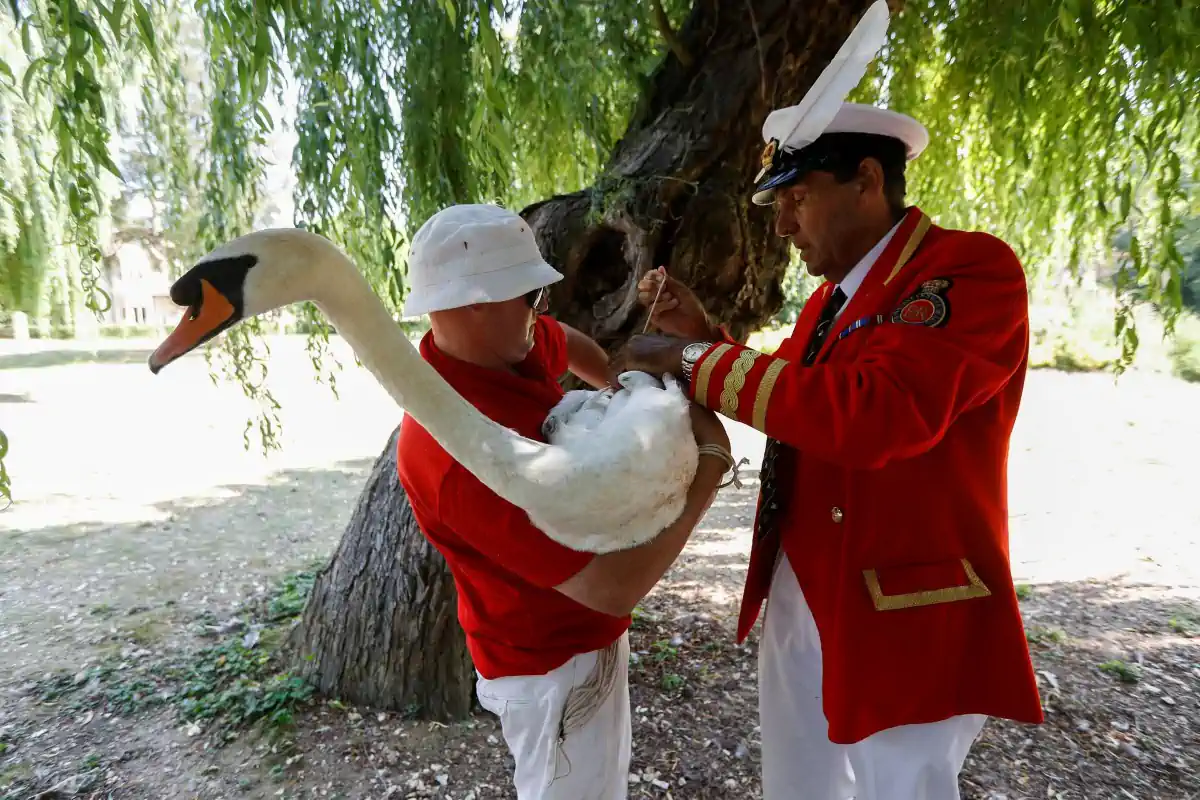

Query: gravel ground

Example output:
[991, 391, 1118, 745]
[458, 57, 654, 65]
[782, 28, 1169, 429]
[1, 335, 1198, 799]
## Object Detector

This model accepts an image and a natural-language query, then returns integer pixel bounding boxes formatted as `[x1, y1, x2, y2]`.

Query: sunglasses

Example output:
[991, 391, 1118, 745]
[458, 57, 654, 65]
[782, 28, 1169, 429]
[525, 286, 548, 310]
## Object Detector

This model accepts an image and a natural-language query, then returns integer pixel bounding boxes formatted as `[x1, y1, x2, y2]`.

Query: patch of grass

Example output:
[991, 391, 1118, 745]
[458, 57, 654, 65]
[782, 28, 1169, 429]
[660, 673, 685, 691]
[31, 566, 320, 745]
[1168, 318, 1200, 382]
[1025, 625, 1068, 646]
[105, 673, 169, 714]
[89, 602, 116, 618]
[123, 616, 170, 646]
[172, 637, 314, 732]
[1015, 583, 1034, 600]
[1036, 340, 1115, 373]
[0, 760, 32, 790]
[1098, 659, 1142, 684]
[630, 605, 648, 630]
[1167, 609, 1199, 637]
[266, 567, 321, 622]
[649, 640, 678, 663]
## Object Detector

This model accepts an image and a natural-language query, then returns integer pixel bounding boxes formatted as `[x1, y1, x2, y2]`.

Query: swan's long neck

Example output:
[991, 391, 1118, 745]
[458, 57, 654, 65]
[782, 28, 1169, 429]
[306, 245, 557, 507]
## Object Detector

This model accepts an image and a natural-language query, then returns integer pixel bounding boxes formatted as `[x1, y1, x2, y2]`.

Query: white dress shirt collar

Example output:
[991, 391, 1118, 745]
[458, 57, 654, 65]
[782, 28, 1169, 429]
[834, 218, 903, 317]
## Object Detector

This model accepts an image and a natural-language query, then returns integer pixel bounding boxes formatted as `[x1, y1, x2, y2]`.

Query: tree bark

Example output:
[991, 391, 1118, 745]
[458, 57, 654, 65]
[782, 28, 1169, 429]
[286, 425, 474, 719]
[524, 0, 879, 348]
[290, 0, 881, 717]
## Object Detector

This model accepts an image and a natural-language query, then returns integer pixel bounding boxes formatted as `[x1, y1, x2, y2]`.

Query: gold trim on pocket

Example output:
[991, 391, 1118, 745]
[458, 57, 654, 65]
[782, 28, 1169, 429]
[863, 558, 991, 611]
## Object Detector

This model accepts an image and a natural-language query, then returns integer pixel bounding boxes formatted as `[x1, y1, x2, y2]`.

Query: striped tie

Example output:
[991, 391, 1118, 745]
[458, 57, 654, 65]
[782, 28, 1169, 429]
[754, 287, 847, 542]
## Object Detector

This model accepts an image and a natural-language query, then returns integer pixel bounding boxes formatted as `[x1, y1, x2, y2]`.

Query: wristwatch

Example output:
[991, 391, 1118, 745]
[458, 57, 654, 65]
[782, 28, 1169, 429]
[681, 341, 714, 387]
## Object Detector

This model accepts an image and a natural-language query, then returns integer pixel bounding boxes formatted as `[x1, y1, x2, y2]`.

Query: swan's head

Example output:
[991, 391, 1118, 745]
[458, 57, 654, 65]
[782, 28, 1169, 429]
[148, 229, 341, 373]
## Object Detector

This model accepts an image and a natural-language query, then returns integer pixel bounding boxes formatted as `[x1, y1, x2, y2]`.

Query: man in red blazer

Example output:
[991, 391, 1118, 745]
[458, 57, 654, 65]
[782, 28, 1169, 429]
[612, 102, 1045, 799]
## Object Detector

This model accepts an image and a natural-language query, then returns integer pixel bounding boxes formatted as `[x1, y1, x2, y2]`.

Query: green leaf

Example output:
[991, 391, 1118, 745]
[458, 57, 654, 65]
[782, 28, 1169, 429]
[0, 58, 12, 84]
[19, 18, 33, 57]
[82, 140, 124, 180]
[1057, 5, 1079, 38]
[133, 0, 159, 59]
[20, 56, 53, 104]
[104, 0, 129, 38]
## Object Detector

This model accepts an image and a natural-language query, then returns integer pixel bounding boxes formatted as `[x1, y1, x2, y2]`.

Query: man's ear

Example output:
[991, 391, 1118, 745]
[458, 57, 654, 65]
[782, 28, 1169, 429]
[856, 157, 886, 197]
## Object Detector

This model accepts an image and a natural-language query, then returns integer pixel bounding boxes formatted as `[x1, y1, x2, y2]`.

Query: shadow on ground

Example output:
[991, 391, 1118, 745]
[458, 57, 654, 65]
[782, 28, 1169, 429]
[0, 459, 376, 682]
[631, 574, 1200, 800]
[0, 347, 156, 370]
[0, 462, 1197, 798]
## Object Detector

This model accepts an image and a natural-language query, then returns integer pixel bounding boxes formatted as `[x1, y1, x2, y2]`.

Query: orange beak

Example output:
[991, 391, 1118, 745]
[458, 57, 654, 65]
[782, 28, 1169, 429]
[148, 279, 237, 373]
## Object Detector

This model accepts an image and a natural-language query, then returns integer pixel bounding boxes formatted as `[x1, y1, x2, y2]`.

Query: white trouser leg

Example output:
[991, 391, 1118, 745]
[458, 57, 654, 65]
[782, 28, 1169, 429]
[847, 714, 987, 800]
[476, 633, 631, 800]
[758, 554, 987, 800]
[759, 554, 854, 800]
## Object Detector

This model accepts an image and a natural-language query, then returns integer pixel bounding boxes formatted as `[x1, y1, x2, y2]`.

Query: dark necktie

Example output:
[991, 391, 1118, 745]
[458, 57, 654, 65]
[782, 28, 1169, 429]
[754, 286, 847, 543]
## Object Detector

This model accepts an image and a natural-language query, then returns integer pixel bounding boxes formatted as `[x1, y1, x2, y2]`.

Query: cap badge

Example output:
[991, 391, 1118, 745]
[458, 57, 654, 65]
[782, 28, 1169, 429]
[755, 138, 780, 183]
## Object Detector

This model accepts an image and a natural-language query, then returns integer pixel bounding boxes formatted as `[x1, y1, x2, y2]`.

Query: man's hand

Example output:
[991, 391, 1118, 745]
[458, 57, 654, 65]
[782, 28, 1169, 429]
[608, 334, 689, 386]
[638, 268, 721, 340]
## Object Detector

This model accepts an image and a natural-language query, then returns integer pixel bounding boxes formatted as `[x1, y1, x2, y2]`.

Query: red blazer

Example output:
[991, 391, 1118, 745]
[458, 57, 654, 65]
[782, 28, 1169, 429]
[689, 207, 1044, 743]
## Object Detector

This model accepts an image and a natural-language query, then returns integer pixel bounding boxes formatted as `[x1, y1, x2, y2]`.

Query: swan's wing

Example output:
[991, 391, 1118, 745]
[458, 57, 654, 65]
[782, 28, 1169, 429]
[528, 376, 698, 553]
[542, 388, 596, 440]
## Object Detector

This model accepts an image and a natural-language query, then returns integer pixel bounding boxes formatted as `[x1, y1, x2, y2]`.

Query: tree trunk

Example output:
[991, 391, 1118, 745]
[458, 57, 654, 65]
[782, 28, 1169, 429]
[290, 0, 882, 718]
[286, 425, 474, 719]
[525, 0, 884, 348]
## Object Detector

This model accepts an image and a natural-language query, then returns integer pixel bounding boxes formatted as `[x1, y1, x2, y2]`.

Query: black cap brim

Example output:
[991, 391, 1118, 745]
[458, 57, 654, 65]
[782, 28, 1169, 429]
[751, 132, 909, 206]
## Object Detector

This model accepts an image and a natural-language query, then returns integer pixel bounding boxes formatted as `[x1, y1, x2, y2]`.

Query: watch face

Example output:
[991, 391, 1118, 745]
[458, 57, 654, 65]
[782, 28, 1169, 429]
[684, 342, 709, 361]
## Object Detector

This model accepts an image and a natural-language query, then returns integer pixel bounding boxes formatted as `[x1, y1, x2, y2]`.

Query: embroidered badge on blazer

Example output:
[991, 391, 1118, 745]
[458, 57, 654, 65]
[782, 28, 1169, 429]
[891, 278, 953, 327]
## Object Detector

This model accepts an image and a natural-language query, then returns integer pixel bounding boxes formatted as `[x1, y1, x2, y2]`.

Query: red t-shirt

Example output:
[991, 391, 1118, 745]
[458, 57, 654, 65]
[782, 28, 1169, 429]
[396, 316, 631, 679]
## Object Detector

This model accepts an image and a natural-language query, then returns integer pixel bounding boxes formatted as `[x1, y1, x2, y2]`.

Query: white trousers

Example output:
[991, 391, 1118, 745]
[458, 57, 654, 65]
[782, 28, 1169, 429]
[759, 555, 987, 800]
[476, 633, 632, 800]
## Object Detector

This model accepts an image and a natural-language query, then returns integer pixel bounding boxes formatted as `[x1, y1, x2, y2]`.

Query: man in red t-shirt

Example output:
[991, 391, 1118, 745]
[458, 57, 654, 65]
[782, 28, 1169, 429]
[395, 203, 732, 799]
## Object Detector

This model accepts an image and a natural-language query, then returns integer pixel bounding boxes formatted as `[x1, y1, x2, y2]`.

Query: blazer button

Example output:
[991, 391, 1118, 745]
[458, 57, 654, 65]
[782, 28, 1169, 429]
[831, 506, 844, 523]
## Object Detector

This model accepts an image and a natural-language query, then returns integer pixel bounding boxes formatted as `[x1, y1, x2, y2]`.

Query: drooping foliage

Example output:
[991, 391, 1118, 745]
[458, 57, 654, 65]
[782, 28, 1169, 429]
[854, 0, 1200, 365]
[0, 0, 1197, 502]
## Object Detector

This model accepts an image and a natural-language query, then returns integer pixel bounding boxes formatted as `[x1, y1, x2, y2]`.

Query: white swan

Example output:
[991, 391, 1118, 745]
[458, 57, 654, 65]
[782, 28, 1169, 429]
[147, 228, 699, 554]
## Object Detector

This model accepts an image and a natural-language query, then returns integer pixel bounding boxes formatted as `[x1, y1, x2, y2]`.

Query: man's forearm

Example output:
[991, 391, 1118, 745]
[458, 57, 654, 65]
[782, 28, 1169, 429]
[554, 455, 727, 616]
[562, 323, 611, 388]
[608, 455, 726, 596]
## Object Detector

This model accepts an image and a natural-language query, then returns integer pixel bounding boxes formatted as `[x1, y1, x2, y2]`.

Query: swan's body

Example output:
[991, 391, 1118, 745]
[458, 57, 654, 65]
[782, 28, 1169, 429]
[148, 229, 699, 554]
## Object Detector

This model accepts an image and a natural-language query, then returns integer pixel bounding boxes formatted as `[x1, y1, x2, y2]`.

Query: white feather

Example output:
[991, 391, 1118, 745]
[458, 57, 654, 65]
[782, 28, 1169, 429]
[534, 371, 699, 552]
[772, 0, 891, 149]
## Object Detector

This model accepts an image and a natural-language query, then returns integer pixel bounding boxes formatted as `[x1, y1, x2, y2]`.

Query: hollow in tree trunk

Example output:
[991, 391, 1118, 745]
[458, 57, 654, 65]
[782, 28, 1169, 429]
[288, 0, 884, 716]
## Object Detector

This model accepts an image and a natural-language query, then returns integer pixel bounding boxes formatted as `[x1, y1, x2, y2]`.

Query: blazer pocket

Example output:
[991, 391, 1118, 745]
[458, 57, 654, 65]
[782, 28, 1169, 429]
[863, 557, 991, 611]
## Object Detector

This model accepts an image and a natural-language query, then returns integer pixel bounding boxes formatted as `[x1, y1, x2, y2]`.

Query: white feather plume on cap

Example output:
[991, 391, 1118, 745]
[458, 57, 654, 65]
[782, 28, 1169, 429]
[753, 0, 929, 205]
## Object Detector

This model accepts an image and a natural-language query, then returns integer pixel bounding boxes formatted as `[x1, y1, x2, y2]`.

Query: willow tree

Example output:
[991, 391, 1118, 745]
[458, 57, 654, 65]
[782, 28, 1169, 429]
[2, 0, 1198, 714]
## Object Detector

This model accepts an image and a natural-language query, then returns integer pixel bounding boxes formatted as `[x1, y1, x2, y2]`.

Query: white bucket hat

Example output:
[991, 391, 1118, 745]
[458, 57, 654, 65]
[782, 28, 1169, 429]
[401, 203, 564, 317]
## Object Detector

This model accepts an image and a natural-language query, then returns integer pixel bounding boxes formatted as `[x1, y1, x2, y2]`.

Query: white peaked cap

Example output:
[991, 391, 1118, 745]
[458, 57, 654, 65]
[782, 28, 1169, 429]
[762, 102, 929, 162]
[402, 203, 563, 317]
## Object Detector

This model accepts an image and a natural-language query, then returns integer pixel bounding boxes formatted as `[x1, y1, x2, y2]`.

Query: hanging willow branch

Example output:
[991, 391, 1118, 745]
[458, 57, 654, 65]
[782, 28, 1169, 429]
[858, 0, 1200, 368]
[0, 0, 1196, 487]
[193, 0, 284, 451]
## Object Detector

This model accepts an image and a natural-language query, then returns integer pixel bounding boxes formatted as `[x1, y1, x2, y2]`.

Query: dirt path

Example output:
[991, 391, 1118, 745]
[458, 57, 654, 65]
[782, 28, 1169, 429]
[1, 336, 1198, 798]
